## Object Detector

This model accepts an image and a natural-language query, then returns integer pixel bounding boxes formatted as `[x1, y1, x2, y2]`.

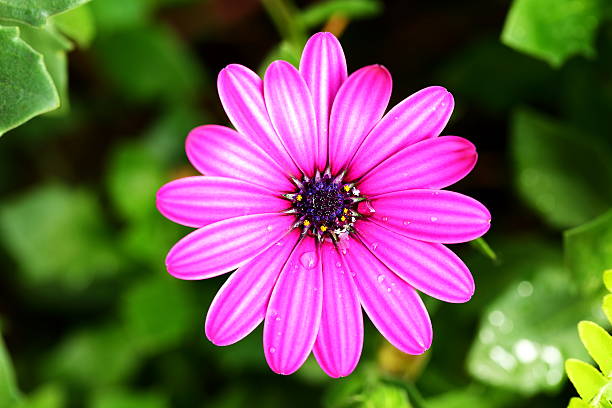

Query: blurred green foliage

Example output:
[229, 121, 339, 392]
[0, 0, 611, 407]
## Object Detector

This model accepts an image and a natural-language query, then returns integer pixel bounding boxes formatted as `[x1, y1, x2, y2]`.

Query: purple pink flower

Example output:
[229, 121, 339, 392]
[156, 32, 491, 377]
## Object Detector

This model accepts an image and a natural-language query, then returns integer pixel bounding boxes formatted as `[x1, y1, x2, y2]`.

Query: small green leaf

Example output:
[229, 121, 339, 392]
[0, 25, 59, 136]
[511, 109, 612, 229]
[501, 0, 604, 67]
[565, 358, 607, 401]
[567, 397, 591, 408]
[298, 0, 382, 28]
[362, 382, 412, 408]
[469, 237, 498, 261]
[89, 0, 151, 35]
[51, 3, 94, 47]
[604, 270, 612, 292]
[91, 390, 169, 408]
[0, 184, 121, 292]
[121, 275, 196, 353]
[0, 0, 90, 26]
[565, 209, 612, 294]
[18, 385, 65, 408]
[578, 321, 612, 376]
[0, 333, 21, 406]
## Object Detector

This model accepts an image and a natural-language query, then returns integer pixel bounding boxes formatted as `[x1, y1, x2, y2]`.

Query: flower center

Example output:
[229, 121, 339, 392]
[285, 170, 364, 241]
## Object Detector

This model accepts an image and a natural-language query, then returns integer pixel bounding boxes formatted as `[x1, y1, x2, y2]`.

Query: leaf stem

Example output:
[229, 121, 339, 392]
[261, 0, 305, 49]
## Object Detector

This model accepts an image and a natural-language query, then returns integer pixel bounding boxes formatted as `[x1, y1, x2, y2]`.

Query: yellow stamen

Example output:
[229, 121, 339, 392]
[296, 194, 302, 201]
[343, 208, 349, 214]
[320, 225, 328, 232]
[340, 216, 346, 222]
[303, 220, 310, 226]
[343, 185, 351, 192]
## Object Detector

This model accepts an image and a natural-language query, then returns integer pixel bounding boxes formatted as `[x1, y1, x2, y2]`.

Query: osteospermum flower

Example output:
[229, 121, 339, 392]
[156, 32, 491, 377]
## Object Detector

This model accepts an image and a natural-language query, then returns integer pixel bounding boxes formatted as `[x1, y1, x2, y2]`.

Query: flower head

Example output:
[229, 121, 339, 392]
[156, 32, 491, 377]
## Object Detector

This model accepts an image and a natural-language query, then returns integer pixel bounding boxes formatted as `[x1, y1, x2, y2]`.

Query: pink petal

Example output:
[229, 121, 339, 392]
[264, 237, 322, 375]
[347, 86, 454, 180]
[186, 125, 294, 192]
[366, 190, 491, 244]
[217, 64, 299, 175]
[356, 221, 474, 303]
[166, 213, 294, 280]
[205, 230, 300, 346]
[264, 60, 318, 176]
[329, 65, 392, 174]
[341, 238, 432, 354]
[299, 32, 347, 170]
[313, 242, 363, 378]
[357, 136, 477, 196]
[156, 176, 289, 228]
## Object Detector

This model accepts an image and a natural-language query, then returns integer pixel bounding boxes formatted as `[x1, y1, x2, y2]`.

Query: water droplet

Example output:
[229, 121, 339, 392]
[381, 216, 388, 222]
[266, 225, 273, 232]
[299, 251, 317, 269]
[377, 275, 385, 283]
[387, 287, 392, 292]
[335, 262, 342, 267]
[371, 242, 379, 251]
[275, 316, 281, 321]
[430, 216, 438, 222]
[275, 241, 283, 246]
[403, 220, 411, 225]
[277, 331, 282, 336]
[269, 347, 276, 354]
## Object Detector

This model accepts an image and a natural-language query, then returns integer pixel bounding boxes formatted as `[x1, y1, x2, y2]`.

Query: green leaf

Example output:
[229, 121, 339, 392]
[565, 209, 612, 294]
[0, 333, 21, 406]
[95, 25, 204, 103]
[567, 397, 591, 408]
[501, 0, 604, 67]
[0, 184, 121, 292]
[91, 390, 169, 408]
[0, 25, 59, 136]
[43, 326, 140, 387]
[51, 3, 94, 47]
[18, 385, 65, 408]
[427, 386, 512, 408]
[121, 275, 196, 353]
[467, 256, 596, 394]
[14, 23, 71, 114]
[89, 0, 151, 34]
[578, 321, 612, 376]
[362, 382, 412, 408]
[0, 0, 90, 26]
[469, 237, 498, 262]
[604, 270, 612, 292]
[298, 0, 382, 28]
[511, 109, 612, 229]
[106, 141, 166, 222]
[565, 358, 607, 401]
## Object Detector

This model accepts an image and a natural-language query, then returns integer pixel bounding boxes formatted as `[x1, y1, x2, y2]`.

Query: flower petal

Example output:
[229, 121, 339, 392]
[329, 65, 392, 174]
[186, 125, 294, 192]
[264, 60, 318, 176]
[166, 213, 294, 280]
[218, 64, 299, 175]
[356, 221, 474, 303]
[264, 237, 322, 375]
[205, 230, 300, 346]
[342, 238, 432, 354]
[366, 190, 491, 244]
[313, 242, 363, 378]
[347, 86, 454, 180]
[157, 176, 289, 228]
[357, 136, 477, 195]
[300, 32, 347, 170]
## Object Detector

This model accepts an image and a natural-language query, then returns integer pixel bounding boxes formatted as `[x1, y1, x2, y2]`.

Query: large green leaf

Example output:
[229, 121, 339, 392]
[511, 109, 612, 229]
[0, 184, 121, 292]
[467, 255, 595, 394]
[502, 0, 604, 67]
[565, 358, 607, 401]
[578, 321, 612, 376]
[51, 3, 94, 47]
[0, 333, 21, 406]
[0, 0, 90, 26]
[0, 26, 59, 136]
[565, 209, 612, 294]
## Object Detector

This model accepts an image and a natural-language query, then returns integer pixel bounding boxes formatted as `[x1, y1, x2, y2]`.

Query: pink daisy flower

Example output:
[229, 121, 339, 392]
[156, 32, 491, 377]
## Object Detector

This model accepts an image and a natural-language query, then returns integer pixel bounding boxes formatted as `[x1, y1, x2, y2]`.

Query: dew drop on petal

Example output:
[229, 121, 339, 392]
[387, 287, 392, 292]
[381, 216, 388, 222]
[299, 251, 317, 269]
[403, 220, 411, 225]
[371, 242, 379, 251]
[266, 225, 273, 232]
[430, 216, 438, 222]
[377, 275, 385, 283]
[269, 347, 276, 354]
[335, 262, 342, 268]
